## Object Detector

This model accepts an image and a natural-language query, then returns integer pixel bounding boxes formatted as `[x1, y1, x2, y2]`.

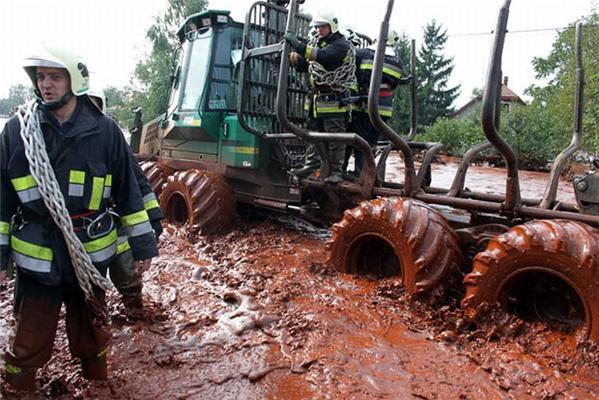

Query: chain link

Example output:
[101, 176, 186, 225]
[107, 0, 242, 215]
[307, 36, 357, 92]
[16, 101, 113, 307]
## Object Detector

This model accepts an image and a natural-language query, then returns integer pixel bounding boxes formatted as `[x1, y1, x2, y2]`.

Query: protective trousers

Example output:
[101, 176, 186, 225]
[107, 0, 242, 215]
[348, 112, 380, 174]
[4, 272, 110, 390]
[297, 116, 347, 181]
[108, 250, 143, 309]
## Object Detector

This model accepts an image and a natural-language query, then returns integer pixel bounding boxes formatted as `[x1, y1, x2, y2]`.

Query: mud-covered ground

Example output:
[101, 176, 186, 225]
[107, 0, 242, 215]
[1, 158, 598, 399]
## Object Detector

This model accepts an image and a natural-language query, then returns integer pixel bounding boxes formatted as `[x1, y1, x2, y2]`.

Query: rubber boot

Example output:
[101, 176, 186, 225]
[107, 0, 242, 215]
[290, 145, 320, 177]
[324, 144, 346, 184]
[81, 354, 108, 381]
[4, 368, 35, 392]
[122, 293, 143, 311]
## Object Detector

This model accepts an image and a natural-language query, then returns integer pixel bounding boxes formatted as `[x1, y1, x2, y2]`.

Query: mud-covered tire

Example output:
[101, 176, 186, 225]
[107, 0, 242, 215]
[462, 219, 599, 342]
[159, 169, 236, 235]
[326, 197, 463, 295]
[140, 161, 171, 198]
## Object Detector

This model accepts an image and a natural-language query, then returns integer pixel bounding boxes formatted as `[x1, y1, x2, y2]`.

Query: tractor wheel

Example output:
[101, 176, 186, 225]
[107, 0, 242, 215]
[159, 169, 236, 235]
[462, 219, 599, 342]
[140, 161, 171, 198]
[326, 197, 463, 295]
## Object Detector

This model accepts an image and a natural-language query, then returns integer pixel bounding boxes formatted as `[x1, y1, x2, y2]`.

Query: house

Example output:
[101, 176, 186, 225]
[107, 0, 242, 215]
[452, 77, 526, 120]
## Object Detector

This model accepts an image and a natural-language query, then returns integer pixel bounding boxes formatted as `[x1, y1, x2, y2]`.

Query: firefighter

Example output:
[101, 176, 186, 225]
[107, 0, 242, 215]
[284, 12, 355, 184]
[348, 30, 404, 177]
[0, 45, 158, 390]
[88, 89, 163, 312]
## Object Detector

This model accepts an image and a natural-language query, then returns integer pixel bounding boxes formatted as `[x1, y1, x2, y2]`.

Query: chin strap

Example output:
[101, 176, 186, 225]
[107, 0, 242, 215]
[41, 92, 73, 111]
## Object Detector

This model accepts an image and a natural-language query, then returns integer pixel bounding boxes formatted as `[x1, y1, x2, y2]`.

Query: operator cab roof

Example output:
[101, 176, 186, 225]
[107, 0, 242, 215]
[177, 10, 237, 43]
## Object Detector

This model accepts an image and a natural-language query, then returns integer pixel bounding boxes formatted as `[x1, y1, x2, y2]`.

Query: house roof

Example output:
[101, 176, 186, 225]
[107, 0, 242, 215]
[452, 82, 526, 118]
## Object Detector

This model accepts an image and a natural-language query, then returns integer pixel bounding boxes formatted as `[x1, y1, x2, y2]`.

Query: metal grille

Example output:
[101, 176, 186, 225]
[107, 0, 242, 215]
[237, 1, 311, 135]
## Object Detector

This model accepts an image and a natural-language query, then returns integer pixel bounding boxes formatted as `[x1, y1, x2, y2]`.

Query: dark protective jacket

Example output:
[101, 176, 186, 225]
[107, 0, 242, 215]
[293, 32, 353, 119]
[354, 47, 404, 118]
[0, 97, 158, 285]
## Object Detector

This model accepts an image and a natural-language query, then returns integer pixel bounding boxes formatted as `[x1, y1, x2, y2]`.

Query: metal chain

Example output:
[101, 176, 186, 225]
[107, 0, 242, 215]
[16, 101, 113, 306]
[307, 36, 357, 92]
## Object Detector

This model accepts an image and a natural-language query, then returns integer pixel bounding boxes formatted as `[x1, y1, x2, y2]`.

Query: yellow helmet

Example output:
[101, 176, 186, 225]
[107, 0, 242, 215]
[23, 45, 90, 97]
[311, 11, 339, 33]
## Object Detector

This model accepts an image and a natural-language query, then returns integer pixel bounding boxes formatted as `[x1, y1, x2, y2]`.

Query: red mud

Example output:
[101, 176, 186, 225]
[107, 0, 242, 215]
[0, 159, 597, 399]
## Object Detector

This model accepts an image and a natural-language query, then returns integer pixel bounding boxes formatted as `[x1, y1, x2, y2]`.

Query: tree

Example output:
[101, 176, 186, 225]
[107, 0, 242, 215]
[389, 33, 413, 136]
[0, 84, 33, 115]
[132, 0, 208, 123]
[527, 13, 599, 153]
[416, 20, 460, 127]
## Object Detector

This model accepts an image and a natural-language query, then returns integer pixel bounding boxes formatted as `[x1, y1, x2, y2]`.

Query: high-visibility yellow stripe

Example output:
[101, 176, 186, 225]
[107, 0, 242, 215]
[224, 146, 259, 155]
[116, 239, 131, 255]
[359, 63, 402, 79]
[121, 210, 150, 227]
[144, 199, 160, 210]
[69, 170, 86, 184]
[10, 236, 53, 261]
[89, 177, 105, 210]
[11, 175, 37, 191]
[0, 222, 9, 235]
[105, 174, 112, 187]
[83, 229, 117, 253]
[317, 107, 346, 113]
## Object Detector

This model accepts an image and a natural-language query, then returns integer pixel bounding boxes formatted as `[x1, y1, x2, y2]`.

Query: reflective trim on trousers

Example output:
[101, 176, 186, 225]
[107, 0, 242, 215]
[16, 187, 41, 203]
[12, 251, 52, 273]
[123, 221, 154, 238]
[0, 234, 9, 246]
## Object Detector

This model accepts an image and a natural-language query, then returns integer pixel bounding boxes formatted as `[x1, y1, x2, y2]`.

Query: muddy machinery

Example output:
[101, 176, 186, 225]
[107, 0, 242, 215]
[134, 0, 599, 342]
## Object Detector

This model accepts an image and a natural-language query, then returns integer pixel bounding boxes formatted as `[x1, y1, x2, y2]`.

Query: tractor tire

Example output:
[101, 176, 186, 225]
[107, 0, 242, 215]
[140, 161, 171, 198]
[159, 169, 236, 235]
[326, 197, 463, 295]
[462, 219, 599, 342]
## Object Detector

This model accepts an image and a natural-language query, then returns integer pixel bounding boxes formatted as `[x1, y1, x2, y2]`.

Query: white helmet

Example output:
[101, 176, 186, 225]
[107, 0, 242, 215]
[342, 28, 361, 47]
[311, 11, 339, 34]
[87, 88, 106, 113]
[23, 45, 90, 109]
[23, 45, 90, 96]
[386, 30, 400, 47]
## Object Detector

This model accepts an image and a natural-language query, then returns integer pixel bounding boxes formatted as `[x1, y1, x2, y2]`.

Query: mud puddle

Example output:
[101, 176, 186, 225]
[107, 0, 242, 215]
[0, 160, 597, 399]
[385, 153, 578, 203]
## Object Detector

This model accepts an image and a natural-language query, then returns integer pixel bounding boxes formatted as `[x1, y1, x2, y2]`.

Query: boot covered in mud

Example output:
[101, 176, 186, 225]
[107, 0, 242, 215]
[3, 365, 36, 392]
[122, 292, 144, 311]
[81, 352, 108, 381]
[290, 144, 320, 177]
[324, 143, 346, 184]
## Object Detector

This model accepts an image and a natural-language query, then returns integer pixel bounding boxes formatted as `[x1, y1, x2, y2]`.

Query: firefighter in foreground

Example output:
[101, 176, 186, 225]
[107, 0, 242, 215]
[284, 12, 356, 184]
[346, 30, 404, 178]
[88, 90, 163, 312]
[0, 46, 158, 391]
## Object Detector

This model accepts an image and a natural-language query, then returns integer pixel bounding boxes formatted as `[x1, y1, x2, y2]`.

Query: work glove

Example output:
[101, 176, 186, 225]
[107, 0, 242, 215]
[289, 52, 302, 66]
[283, 31, 301, 49]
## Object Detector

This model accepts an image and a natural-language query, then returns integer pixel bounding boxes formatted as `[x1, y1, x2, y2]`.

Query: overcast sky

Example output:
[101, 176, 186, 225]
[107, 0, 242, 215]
[0, 0, 595, 108]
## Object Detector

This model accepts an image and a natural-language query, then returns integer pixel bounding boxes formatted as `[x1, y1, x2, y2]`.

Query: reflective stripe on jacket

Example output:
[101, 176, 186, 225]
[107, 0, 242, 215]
[0, 97, 158, 282]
